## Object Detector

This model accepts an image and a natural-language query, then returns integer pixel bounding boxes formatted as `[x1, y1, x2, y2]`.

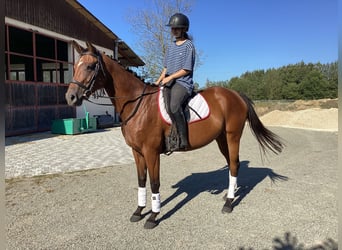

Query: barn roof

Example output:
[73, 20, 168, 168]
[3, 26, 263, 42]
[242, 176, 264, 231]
[66, 0, 144, 67]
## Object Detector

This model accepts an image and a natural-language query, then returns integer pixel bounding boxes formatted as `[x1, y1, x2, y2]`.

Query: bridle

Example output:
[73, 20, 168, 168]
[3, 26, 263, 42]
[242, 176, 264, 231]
[69, 51, 106, 98]
[69, 49, 159, 125]
[70, 50, 158, 102]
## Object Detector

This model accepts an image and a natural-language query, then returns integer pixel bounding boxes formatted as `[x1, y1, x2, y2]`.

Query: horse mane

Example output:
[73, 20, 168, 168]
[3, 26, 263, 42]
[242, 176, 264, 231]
[105, 54, 151, 85]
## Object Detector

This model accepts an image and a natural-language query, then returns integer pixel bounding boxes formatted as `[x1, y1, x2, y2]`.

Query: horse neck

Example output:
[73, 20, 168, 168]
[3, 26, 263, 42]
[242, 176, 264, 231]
[102, 56, 146, 117]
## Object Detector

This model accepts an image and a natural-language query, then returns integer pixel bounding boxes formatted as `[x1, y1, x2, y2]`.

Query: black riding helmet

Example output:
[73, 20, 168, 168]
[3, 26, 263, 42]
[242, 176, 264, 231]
[166, 13, 190, 32]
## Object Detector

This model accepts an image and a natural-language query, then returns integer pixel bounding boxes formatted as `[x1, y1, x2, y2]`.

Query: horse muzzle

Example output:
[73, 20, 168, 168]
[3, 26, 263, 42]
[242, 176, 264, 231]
[65, 88, 84, 106]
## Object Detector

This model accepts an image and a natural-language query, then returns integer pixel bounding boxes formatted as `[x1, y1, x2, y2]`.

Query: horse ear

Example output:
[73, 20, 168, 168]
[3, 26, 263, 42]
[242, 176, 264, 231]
[71, 40, 85, 54]
[86, 41, 96, 52]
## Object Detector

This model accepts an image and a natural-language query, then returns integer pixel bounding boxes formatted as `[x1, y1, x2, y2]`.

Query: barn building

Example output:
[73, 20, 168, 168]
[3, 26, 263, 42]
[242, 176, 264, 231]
[5, 0, 145, 136]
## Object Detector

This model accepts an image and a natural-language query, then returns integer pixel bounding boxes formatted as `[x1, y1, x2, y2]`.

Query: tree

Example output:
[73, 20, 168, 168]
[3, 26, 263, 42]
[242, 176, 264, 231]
[125, 0, 196, 82]
[281, 82, 300, 99]
[225, 61, 337, 100]
[316, 62, 338, 98]
[299, 71, 329, 99]
[263, 69, 282, 99]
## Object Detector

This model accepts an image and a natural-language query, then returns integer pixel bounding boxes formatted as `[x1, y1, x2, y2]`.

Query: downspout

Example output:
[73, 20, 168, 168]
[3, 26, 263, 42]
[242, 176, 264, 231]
[114, 39, 122, 61]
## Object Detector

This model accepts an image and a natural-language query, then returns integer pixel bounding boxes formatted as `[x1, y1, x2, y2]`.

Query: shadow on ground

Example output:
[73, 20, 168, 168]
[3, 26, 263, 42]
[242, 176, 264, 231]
[155, 160, 288, 223]
[239, 232, 337, 250]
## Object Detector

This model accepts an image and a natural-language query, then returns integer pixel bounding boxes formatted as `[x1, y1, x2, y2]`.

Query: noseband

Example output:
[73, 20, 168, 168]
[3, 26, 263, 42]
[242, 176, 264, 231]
[70, 51, 106, 97]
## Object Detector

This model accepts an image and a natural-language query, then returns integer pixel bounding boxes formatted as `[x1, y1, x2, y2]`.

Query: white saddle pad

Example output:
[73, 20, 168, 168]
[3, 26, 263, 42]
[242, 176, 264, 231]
[158, 87, 210, 124]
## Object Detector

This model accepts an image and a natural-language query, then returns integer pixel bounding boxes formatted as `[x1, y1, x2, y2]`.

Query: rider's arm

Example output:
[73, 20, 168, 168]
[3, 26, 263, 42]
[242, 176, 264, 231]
[162, 69, 191, 84]
[155, 68, 167, 85]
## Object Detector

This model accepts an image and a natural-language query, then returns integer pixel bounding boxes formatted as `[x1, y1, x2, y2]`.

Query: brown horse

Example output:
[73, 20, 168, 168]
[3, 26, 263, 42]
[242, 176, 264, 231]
[65, 41, 284, 229]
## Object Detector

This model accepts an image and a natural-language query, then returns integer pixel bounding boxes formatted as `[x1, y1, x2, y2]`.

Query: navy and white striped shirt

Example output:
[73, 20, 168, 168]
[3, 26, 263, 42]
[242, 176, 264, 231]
[164, 39, 196, 93]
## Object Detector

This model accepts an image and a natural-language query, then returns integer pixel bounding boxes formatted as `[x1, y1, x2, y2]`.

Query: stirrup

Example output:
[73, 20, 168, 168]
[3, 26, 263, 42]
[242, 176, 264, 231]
[178, 142, 189, 150]
[164, 138, 188, 154]
[164, 128, 178, 155]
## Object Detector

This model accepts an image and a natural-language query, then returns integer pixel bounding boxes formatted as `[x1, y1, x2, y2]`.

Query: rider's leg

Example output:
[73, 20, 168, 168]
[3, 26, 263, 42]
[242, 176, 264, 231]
[169, 83, 190, 149]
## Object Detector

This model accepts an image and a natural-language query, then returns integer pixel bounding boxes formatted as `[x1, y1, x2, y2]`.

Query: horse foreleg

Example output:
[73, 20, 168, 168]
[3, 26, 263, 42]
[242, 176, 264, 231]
[144, 152, 161, 229]
[130, 149, 147, 222]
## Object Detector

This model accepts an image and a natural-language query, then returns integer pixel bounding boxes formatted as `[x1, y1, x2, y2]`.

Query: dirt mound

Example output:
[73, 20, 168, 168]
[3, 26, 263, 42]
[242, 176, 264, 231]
[257, 99, 338, 131]
[288, 98, 338, 110]
[260, 108, 338, 131]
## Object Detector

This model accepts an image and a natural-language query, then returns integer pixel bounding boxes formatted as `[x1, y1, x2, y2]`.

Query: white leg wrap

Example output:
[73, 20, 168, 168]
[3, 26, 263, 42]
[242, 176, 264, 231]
[227, 171, 237, 199]
[151, 193, 161, 213]
[138, 187, 146, 207]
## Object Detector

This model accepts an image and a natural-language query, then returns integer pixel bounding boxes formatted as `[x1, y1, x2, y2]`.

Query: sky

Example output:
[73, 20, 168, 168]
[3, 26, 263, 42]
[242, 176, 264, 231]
[77, 0, 338, 87]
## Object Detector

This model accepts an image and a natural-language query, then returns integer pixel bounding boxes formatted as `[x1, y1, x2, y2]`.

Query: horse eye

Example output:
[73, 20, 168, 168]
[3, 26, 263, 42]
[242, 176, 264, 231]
[87, 64, 96, 71]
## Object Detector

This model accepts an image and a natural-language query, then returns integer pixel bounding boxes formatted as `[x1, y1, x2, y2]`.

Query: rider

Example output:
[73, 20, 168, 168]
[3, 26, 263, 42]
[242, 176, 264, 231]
[155, 13, 196, 150]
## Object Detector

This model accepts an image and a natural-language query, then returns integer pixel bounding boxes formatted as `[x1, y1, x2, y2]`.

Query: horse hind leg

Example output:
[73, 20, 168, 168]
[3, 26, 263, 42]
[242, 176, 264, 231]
[216, 133, 234, 213]
[222, 170, 238, 213]
[216, 132, 230, 164]
[219, 131, 242, 214]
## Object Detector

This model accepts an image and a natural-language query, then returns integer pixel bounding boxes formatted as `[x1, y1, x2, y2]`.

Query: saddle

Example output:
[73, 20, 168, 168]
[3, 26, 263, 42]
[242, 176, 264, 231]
[158, 87, 210, 124]
[158, 86, 210, 154]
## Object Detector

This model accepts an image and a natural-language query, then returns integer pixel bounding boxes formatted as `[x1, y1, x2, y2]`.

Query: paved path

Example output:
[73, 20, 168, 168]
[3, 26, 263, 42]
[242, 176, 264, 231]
[5, 126, 338, 249]
[5, 127, 134, 179]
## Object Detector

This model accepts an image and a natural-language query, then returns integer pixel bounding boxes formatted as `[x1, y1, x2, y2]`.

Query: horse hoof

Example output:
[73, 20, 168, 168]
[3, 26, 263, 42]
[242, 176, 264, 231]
[130, 213, 144, 222]
[144, 219, 158, 229]
[221, 198, 234, 214]
[221, 205, 233, 213]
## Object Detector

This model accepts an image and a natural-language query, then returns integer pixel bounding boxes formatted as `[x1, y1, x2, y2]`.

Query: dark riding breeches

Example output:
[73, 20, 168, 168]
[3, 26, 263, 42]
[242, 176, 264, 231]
[169, 83, 190, 114]
[163, 82, 190, 150]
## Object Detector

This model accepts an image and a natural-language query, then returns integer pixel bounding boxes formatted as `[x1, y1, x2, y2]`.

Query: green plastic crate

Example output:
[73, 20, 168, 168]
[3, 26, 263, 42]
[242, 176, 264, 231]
[51, 114, 97, 135]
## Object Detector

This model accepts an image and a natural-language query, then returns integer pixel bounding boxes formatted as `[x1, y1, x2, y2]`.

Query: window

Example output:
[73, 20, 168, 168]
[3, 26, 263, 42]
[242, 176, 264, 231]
[8, 26, 33, 55]
[37, 59, 57, 83]
[5, 25, 73, 84]
[36, 34, 55, 59]
[57, 40, 68, 61]
[9, 55, 34, 81]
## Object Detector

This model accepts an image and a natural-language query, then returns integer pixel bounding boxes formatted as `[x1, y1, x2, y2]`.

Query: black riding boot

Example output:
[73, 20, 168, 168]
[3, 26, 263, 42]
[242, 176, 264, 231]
[172, 109, 189, 150]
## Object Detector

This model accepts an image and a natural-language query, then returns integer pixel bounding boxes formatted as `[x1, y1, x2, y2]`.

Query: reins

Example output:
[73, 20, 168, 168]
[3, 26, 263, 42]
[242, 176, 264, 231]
[84, 85, 159, 106]
[120, 84, 148, 125]
[71, 49, 159, 123]
[86, 85, 159, 125]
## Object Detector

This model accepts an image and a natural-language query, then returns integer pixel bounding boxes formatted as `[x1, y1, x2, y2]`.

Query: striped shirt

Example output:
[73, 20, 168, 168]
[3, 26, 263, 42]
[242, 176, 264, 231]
[164, 39, 196, 93]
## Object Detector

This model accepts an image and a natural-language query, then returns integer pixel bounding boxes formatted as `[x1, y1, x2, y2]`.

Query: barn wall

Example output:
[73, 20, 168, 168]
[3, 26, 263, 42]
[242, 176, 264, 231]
[4, 0, 116, 136]
[4, 0, 142, 136]
[5, 0, 114, 50]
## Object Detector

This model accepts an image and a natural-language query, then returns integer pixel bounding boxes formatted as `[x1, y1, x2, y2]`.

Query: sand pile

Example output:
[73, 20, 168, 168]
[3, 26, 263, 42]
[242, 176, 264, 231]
[260, 108, 338, 131]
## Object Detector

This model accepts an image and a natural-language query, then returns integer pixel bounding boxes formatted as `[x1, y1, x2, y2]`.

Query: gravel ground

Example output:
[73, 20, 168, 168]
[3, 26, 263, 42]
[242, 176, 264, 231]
[6, 127, 338, 250]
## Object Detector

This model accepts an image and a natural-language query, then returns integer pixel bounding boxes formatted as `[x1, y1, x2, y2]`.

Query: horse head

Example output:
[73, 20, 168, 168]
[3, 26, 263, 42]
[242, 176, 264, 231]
[65, 41, 106, 106]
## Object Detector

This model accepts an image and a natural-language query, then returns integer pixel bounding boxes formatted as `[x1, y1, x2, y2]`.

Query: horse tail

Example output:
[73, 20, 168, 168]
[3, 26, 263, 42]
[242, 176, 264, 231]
[239, 93, 284, 155]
